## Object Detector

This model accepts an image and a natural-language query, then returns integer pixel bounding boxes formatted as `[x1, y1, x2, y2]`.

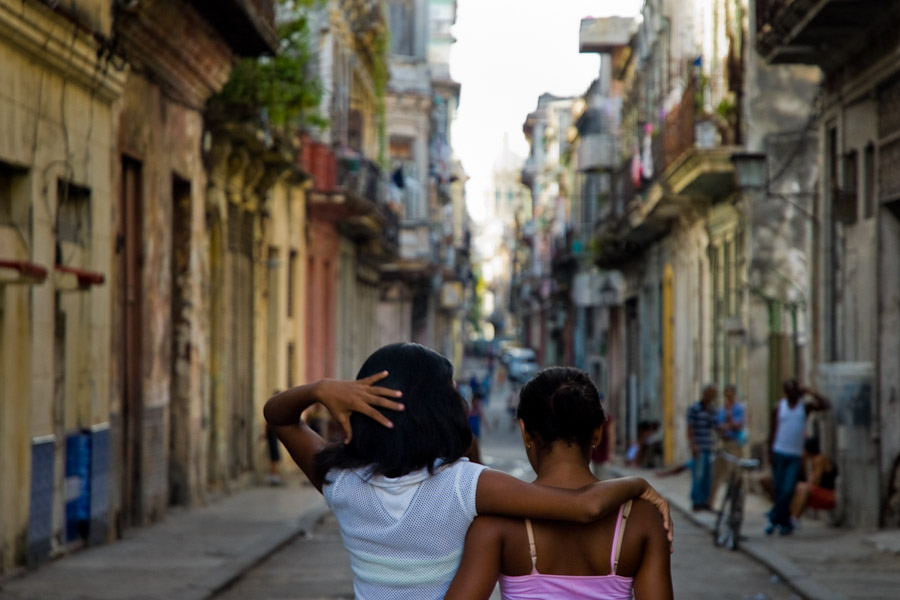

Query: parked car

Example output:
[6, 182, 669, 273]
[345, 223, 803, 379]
[507, 348, 539, 383]
[500, 345, 529, 366]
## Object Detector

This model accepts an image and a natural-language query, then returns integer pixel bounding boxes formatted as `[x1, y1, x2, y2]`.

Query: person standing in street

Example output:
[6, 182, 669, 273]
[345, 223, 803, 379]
[710, 384, 746, 505]
[766, 378, 830, 535]
[687, 384, 718, 511]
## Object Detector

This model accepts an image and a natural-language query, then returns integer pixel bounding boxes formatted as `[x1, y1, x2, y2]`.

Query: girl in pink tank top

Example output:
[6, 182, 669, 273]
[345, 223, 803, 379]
[446, 367, 673, 600]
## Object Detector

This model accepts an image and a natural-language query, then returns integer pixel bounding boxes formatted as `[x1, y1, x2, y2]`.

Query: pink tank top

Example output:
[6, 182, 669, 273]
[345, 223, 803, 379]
[498, 500, 635, 600]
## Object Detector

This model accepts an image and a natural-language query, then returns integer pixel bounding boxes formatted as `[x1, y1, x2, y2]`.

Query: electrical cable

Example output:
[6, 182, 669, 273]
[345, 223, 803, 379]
[764, 84, 824, 191]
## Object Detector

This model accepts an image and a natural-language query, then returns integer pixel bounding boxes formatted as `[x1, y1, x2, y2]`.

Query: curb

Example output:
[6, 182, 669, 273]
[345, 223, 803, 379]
[189, 502, 333, 600]
[610, 467, 847, 600]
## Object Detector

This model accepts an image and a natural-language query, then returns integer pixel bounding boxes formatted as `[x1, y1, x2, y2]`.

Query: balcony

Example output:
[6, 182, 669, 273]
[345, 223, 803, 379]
[756, 0, 889, 66]
[578, 133, 617, 172]
[666, 108, 735, 200]
[190, 0, 278, 55]
[336, 156, 399, 254]
[579, 17, 637, 54]
[303, 145, 398, 257]
[591, 80, 737, 267]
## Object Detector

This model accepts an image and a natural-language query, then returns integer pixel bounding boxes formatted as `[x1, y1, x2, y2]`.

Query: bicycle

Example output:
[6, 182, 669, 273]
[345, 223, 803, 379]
[712, 450, 760, 551]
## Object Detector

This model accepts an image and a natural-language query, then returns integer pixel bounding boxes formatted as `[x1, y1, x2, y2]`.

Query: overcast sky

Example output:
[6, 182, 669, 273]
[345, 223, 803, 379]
[450, 0, 642, 222]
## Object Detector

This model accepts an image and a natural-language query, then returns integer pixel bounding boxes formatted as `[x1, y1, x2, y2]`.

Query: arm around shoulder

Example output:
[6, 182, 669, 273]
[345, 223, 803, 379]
[475, 470, 670, 540]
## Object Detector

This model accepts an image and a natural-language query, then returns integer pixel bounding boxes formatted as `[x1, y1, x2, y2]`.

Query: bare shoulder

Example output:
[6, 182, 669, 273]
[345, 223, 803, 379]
[627, 498, 668, 536]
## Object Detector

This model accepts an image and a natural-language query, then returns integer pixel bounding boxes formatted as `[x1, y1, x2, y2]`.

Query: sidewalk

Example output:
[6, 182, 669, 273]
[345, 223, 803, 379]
[0, 475, 330, 600]
[611, 464, 900, 600]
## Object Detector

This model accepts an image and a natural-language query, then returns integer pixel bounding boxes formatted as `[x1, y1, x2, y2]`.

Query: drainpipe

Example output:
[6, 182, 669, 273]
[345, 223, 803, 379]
[767, 297, 782, 412]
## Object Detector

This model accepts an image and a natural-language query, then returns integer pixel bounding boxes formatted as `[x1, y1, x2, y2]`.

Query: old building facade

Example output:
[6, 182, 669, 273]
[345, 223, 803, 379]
[757, 0, 900, 528]
[380, 0, 472, 367]
[0, 0, 277, 571]
[0, 0, 126, 569]
[509, 1, 821, 470]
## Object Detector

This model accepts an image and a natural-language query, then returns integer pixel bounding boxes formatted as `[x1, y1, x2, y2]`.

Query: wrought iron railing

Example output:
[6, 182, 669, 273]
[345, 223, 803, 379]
[336, 155, 399, 248]
[756, 0, 793, 33]
[337, 156, 382, 203]
[664, 78, 697, 170]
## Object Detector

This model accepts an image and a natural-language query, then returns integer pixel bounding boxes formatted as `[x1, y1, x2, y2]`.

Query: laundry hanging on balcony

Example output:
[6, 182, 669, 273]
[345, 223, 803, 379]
[641, 123, 654, 180]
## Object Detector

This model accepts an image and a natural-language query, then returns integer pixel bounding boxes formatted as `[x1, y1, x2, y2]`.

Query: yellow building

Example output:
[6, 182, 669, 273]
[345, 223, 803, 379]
[0, 0, 125, 570]
[0, 0, 277, 572]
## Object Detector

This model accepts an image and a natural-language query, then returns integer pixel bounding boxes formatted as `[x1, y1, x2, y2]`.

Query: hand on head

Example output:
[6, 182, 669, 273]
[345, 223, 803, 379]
[316, 372, 405, 443]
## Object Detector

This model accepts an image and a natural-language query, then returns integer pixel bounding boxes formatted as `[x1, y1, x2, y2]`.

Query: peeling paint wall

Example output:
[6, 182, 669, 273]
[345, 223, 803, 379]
[744, 34, 821, 457]
[664, 219, 711, 464]
[113, 71, 210, 521]
[0, 0, 123, 569]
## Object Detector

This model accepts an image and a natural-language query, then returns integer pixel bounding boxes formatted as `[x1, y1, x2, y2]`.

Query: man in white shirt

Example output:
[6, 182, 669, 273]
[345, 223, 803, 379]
[766, 378, 830, 535]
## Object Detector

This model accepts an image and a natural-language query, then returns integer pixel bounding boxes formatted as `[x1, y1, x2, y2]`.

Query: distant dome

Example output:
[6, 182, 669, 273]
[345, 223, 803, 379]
[493, 133, 524, 173]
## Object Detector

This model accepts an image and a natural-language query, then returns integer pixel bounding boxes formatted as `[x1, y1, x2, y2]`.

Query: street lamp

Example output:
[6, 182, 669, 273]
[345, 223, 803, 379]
[599, 278, 618, 307]
[731, 152, 768, 189]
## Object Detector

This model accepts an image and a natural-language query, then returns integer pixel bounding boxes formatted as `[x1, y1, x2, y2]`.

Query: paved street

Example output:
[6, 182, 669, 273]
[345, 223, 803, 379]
[3, 358, 899, 600]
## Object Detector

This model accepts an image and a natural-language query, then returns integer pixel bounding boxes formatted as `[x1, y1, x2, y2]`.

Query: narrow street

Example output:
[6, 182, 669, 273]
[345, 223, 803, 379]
[212, 359, 799, 600]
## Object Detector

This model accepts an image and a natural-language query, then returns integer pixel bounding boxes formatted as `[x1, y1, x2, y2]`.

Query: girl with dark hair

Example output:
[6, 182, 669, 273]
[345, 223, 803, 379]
[446, 367, 673, 600]
[266, 345, 671, 600]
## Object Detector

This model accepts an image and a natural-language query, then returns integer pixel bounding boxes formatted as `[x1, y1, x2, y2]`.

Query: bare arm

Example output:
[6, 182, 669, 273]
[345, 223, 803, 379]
[802, 387, 831, 412]
[809, 455, 826, 487]
[475, 471, 672, 545]
[263, 372, 404, 491]
[767, 406, 778, 453]
[632, 500, 674, 600]
[444, 517, 502, 600]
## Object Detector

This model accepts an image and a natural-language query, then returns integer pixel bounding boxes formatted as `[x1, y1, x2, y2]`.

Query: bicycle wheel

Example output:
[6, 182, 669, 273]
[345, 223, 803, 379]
[727, 486, 745, 551]
[713, 484, 735, 548]
[713, 481, 743, 550]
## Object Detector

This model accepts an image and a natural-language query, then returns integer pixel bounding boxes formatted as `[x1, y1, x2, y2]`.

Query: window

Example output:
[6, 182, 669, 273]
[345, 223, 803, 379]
[865, 143, 875, 219]
[1, 164, 28, 233]
[0, 169, 12, 224]
[287, 343, 295, 388]
[56, 181, 91, 247]
[388, 0, 415, 56]
[287, 249, 298, 318]
[389, 136, 417, 180]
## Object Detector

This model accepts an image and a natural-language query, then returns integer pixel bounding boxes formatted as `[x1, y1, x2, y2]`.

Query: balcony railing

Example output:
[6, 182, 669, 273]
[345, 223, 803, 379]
[663, 78, 696, 171]
[614, 162, 632, 218]
[578, 133, 617, 172]
[756, 0, 887, 65]
[299, 138, 337, 192]
[338, 156, 385, 205]
[756, 0, 793, 34]
[338, 155, 399, 250]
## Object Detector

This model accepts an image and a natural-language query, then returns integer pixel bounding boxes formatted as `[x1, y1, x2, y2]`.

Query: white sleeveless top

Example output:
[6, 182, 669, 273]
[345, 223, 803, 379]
[323, 458, 488, 600]
[772, 398, 806, 456]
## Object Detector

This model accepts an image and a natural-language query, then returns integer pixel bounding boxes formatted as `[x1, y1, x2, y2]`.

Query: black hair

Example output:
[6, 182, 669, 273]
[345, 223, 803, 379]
[804, 437, 821, 455]
[516, 366, 606, 452]
[315, 343, 472, 480]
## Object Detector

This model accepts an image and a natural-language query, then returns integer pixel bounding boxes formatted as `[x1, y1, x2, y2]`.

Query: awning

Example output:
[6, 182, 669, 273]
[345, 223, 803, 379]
[0, 259, 49, 285]
[55, 265, 105, 290]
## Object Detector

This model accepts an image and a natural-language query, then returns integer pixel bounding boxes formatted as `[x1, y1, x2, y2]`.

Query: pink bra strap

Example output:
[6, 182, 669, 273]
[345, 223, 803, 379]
[524, 518, 538, 573]
[610, 500, 633, 575]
